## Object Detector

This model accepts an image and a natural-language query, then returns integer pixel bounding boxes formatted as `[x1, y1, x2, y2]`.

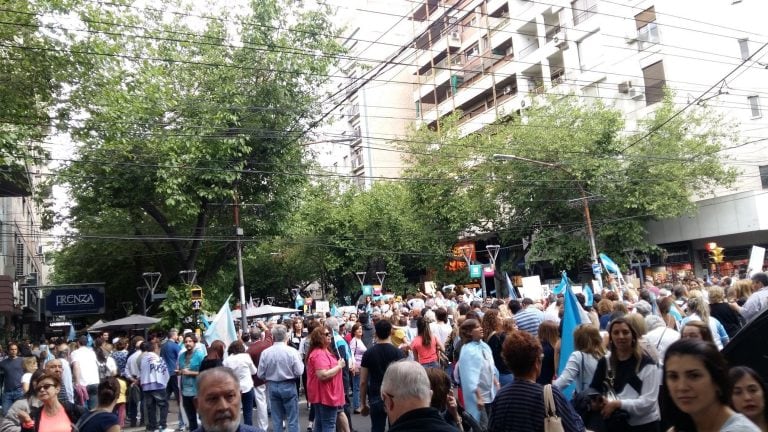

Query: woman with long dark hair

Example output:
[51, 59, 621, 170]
[537, 321, 560, 385]
[223, 340, 257, 426]
[411, 316, 440, 368]
[199, 340, 225, 372]
[483, 310, 514, 387]
[730, 366, 768, 432]
[589, 317, 660, 432]
[661, 339, 759, 432]
[79, 377, 121, 432]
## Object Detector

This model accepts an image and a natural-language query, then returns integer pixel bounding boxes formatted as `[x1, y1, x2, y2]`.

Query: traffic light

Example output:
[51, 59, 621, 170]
[190, 287, 203, 300]
[706, 242, 725, 264]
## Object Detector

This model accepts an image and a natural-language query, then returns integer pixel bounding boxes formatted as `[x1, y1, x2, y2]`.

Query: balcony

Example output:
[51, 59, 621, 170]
[347, 103, 359, 120]
[350, 151, 364, 171]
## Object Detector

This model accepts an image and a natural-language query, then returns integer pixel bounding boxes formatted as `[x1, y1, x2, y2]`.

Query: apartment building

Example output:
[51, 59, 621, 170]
[322, 0, 768, 278]
[312, 0, 416, 189]
[0, 165, 47, 337]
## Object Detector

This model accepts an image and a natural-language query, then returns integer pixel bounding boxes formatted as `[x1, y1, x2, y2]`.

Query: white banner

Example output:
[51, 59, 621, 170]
[748, 245, 766, 277]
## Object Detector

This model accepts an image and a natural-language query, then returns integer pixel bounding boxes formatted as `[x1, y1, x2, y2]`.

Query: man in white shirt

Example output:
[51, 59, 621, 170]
[70, 335, 100, 409]
[742, 272, 768, 322]
[124, 340, 144, 428]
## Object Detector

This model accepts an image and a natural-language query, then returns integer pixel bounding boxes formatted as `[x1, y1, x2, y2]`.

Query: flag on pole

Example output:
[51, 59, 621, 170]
[557, 271, 592, 399]
[553, 275, 568, 295]
[584, 284, 594, 307]
[68, 325, 76, 342]
[505, 272, 518, 300]
[599, 253, 621, 274]
[86, 332, 94, 347]
[331, 304, 339, 317]
[200, 314, 211, 330]
[204, 295, 237, 350]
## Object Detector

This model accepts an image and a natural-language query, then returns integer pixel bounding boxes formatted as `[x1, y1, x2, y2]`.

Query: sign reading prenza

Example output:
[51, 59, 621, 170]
[45, 286, 106, 316]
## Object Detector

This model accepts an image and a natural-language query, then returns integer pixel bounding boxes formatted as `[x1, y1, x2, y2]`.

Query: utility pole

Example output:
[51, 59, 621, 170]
[493, 154, 600, 266]
[233, 191, 248, 332]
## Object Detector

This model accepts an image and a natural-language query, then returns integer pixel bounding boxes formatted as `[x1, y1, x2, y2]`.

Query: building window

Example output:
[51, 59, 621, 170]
[572, 0, 597, 25]
[738, 38, 750, 60]
[635, 7, 659, 50]
[760, 165, 768, 189]
[748, 95, 762, 118]
[642, 61, 665, 105]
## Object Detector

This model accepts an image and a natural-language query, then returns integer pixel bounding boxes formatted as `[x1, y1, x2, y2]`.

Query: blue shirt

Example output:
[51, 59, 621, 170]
[160, 339, 182, 375]
[178, 349, 206, 397]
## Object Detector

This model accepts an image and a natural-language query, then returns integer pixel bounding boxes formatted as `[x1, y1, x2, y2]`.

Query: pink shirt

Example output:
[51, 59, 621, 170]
[307, 349, 345, 407]
[39, 405, 72, 432]
[410, 336, 438, 364]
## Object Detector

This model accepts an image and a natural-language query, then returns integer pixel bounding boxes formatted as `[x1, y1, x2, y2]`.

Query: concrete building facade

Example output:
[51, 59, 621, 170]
[320, 0, 768, 279]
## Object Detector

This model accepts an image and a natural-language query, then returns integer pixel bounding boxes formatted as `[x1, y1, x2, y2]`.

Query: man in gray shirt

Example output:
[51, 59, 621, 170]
[257, 325, 304, 432]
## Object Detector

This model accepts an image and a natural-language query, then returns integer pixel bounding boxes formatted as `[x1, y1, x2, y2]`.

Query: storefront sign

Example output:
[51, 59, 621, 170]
[45, 285, 105, 316]
[469, 264, 482, 278]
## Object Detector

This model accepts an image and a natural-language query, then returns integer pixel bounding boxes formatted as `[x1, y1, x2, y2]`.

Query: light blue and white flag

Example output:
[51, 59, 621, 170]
[68, 325, 76, 342]
[505, 272, 518, 300]
[599, 253, 621, 274]
[204, 295, 237, 350]
[584, 284, 594, 307]
[557, 271, 591, 399]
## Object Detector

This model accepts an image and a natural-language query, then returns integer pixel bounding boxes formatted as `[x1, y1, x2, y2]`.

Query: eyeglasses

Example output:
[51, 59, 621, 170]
[324, 332, 331, 336]
[36, 383, 55, 392]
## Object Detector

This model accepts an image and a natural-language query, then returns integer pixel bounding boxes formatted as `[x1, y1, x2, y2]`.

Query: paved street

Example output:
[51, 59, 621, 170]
[123, 399, 373, 432]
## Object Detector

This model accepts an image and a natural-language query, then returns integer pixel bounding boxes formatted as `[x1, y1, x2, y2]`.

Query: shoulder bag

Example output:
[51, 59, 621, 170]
[544, 384, 565, 432]
[602, 358, 630, 430]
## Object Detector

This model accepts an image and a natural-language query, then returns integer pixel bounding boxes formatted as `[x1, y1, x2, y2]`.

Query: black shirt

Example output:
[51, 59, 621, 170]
[360, 342, 405, 402]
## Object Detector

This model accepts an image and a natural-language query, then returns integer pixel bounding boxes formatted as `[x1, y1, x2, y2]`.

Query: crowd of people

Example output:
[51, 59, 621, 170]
[0, 271, 765, 432]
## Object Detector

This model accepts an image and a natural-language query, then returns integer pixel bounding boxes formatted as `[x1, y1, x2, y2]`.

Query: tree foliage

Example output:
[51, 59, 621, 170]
[0, 0, 70, 190]
[50, 0, 345, 306]
[401, 94, 738, 272]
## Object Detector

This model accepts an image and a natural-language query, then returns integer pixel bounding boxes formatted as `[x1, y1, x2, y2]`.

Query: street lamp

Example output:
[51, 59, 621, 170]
[460, 245, 499, 299]
[493, 154, 599, 267]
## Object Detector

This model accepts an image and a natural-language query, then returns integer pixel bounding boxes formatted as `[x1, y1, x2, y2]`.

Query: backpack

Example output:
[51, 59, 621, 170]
[97, 360, 110, 381]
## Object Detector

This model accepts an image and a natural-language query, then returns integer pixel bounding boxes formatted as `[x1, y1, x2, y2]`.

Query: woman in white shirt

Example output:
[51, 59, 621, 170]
[554, 324, 604, 392]
[223, 340, 258, 426]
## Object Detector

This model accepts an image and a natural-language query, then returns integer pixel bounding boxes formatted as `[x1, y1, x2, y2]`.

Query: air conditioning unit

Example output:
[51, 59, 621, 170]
[625, 30, 638, 44]
[618, 80, 633, 94]
[628, 87, 645, 100]
[552, 30, 567, 48]
[448, 31, 461, 45]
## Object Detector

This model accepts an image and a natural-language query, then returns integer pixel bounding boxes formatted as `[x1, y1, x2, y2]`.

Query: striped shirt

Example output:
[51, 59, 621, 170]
[489, 380, 584, 432]
[515, 307, 544, 336]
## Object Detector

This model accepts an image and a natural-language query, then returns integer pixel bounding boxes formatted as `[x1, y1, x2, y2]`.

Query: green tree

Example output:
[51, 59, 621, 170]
[0, 0, 71, 193]
[402, 94, 738, 272]
[50, 0, 344, 300]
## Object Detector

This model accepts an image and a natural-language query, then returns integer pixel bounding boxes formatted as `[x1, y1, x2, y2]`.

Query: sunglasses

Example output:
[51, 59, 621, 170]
[324, 332, 331, 336]
[36, 383, 55, 392]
